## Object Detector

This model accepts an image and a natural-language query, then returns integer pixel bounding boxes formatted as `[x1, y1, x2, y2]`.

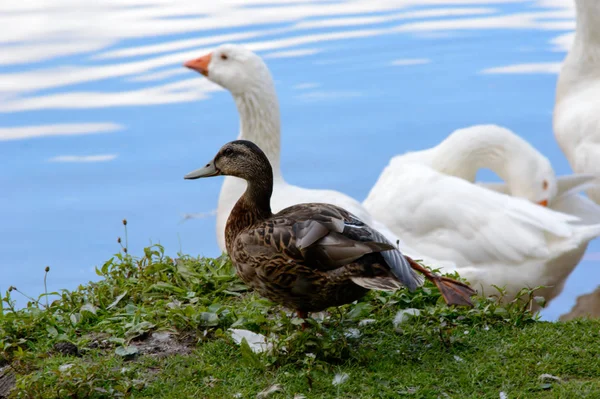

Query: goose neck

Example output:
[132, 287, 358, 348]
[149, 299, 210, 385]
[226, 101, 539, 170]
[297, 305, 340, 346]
[234, 87, 282, 176]
[556, 2, 600, 103]
[566, 1, 600, 68]
[574, 1, 600, 48]
[431, 127, 520, 184]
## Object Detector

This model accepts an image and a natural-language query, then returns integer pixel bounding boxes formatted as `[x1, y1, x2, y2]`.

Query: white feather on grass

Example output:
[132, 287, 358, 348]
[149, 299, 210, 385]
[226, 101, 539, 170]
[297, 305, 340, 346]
[228, 328, 273, 353]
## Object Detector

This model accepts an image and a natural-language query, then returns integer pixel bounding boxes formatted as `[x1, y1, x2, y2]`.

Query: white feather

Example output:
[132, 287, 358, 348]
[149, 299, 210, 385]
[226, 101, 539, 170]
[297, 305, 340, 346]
[228, 328, 272, 353]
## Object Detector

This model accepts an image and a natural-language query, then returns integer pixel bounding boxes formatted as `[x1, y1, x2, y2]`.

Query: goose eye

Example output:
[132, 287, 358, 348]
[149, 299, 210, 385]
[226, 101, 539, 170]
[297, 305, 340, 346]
[542, 180, 548, 190]
[221, 54, 228, 60]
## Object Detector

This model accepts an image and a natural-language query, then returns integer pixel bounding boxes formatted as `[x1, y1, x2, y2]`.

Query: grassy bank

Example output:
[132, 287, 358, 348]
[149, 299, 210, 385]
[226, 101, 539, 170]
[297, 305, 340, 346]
[1, 229, 599, 398]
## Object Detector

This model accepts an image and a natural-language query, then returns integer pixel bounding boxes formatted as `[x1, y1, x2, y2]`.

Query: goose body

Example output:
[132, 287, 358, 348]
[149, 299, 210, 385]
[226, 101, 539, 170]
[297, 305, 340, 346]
[481, 172, 600, 301]
[364, 125, 600, 304]
[184, 140, 475, 316]
[184, 44, 399, 252]
[554, 0, 600, 204]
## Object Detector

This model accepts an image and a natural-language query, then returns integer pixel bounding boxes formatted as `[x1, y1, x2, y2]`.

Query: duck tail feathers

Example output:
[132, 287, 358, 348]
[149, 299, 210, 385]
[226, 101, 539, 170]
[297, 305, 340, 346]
[405, 257, 476, 307]
[380, 249, 425, 292]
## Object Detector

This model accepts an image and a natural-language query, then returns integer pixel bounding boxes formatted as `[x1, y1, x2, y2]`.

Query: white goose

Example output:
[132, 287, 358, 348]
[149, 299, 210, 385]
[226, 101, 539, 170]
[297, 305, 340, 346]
[479, 140, 600, 303]
[183, 43, 409, 255]
[554, 0, 600, 204]
[363, 125, 600, 304]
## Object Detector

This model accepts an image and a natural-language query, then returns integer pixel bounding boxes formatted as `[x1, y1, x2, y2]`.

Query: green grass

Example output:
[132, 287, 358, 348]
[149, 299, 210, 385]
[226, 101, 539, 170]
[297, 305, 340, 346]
[1, 223, 599, 398]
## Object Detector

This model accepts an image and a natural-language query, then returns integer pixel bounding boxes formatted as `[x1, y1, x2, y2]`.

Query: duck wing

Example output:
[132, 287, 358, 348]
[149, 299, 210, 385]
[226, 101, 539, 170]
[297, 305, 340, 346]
[290, 203, 424, 291]
[234, 203, 424, 292]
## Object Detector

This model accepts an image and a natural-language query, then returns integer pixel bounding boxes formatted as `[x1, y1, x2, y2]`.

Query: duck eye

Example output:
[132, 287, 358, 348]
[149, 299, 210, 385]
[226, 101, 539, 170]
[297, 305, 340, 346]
[542, 180, 548, 190]
[223, 148, 233, 156]
[221, 54, 228, 60]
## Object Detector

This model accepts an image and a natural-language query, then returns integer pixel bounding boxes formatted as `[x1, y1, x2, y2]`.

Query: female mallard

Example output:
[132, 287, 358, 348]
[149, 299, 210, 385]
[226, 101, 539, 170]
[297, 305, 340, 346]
[185, 140, 475, 320]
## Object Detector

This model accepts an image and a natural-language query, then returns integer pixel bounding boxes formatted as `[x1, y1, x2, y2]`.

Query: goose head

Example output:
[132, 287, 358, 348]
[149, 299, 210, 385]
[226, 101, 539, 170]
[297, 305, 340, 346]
[184, 44, 274, 96]
[184, 44, 282, 174]
[504, 152, 557, 207]
[184, 140, 272, 182]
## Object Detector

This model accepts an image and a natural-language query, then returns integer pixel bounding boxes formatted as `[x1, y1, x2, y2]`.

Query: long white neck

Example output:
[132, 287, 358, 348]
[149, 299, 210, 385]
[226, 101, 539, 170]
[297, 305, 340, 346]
[429, 125, 526, 185]
[557, 0, 600, 102]
[233, 81, 282, 180]
[573, 0, 600, 48]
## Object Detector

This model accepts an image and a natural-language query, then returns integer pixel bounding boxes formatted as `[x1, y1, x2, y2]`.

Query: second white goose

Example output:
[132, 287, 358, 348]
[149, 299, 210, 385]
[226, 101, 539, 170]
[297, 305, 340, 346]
[363, 124, 600, 304]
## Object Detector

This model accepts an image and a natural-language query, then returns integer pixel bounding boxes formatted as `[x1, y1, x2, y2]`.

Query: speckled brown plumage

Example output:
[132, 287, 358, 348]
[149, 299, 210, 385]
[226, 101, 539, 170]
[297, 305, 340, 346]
[186, 140, 476, 318]
[227, 202, 405, 312]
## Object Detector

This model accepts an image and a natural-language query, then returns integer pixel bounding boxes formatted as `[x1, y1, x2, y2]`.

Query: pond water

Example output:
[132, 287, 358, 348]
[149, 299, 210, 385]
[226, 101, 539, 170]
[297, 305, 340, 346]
[1, 0, 592, 320]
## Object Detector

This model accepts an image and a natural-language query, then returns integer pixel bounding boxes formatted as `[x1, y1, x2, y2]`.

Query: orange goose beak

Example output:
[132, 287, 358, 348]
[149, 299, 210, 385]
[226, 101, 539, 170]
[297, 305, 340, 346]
[184, 53, 212, 76]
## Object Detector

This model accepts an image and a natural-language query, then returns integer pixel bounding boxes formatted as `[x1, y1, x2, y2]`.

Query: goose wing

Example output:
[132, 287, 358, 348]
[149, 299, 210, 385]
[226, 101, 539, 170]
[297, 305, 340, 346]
[364, 163, 580, 267]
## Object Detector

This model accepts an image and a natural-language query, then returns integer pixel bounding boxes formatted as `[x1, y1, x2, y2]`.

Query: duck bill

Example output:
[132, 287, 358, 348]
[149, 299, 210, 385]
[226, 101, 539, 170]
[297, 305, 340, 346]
[183, 53, 211, 76]
[184, 162, 220, 179]
[538, 199, 548, 207]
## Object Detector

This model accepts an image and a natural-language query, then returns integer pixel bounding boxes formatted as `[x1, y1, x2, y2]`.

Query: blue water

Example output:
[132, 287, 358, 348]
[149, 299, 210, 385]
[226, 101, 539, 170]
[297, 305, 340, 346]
[1, 0, 593, 320]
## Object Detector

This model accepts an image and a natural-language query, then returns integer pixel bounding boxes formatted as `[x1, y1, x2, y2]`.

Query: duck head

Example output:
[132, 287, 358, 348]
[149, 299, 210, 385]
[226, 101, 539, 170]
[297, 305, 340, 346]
[184, 140, 272, 182]
[184, 44, 272, 96]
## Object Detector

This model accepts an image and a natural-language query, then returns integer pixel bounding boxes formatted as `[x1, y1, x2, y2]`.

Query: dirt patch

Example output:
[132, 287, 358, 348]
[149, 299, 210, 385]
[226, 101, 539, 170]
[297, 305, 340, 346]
[80, 330, 196, 363]
[53, 341, 80, 357]
[0, 366, 16, 399]
[131, 331, 194, 358]
[85, 332, 114, 350]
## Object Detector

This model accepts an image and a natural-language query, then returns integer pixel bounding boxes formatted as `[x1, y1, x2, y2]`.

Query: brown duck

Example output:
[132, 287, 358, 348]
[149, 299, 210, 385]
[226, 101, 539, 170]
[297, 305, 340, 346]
[185, 140, 476, 322]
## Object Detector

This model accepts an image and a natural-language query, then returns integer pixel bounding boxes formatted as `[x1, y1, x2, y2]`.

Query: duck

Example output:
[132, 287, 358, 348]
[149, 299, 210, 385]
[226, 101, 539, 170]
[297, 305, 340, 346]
[554, 0, 600, 204]
[363, 124, 600, 305]
[183, 43, 402, 253]
[184, 140, 476, 321]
